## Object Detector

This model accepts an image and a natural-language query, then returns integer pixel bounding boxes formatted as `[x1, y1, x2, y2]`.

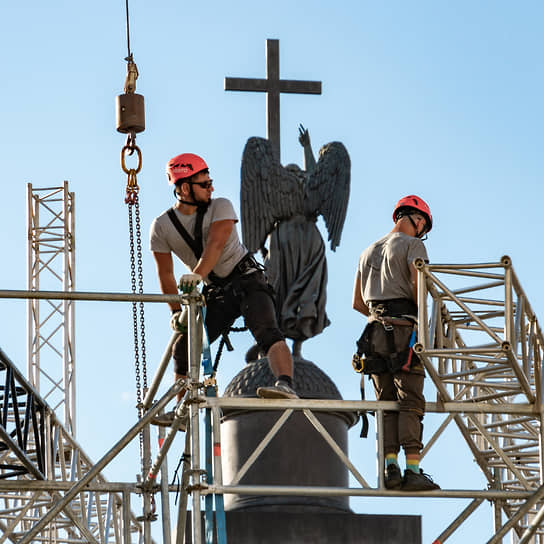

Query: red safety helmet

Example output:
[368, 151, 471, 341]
[393, 195, 433, 233]
[166, 153, 208, 185]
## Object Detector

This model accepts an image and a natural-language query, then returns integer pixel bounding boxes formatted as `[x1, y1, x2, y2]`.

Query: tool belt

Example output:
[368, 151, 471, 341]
[353, 298, 419, 375]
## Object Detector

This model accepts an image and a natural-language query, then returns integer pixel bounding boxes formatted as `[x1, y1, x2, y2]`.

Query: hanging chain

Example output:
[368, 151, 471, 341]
[134, 194, 148, 394]
[127, 202, 142, 410]
[123, 142, 148, 467]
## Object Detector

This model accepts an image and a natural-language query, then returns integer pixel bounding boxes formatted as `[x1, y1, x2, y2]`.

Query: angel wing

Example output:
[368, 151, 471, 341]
[304, 141, 350, 252]
[241, 137, 304, 253]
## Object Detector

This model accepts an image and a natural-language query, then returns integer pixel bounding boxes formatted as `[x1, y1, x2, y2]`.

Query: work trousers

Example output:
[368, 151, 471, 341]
[172, 270, 284, 375]
[370, 371, 425, 456]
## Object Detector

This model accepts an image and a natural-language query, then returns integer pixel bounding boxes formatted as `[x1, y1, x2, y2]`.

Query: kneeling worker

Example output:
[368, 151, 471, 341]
[352, 195, 439, 491]
[150, 153, 298, 427]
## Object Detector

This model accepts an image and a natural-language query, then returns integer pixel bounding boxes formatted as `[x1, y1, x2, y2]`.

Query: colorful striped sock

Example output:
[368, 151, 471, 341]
[385, 453, 398, 467]
[405, 454, 420, 473]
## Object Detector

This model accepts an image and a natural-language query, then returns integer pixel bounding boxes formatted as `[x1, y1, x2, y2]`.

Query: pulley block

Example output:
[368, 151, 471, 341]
[116, 93, 145, 134]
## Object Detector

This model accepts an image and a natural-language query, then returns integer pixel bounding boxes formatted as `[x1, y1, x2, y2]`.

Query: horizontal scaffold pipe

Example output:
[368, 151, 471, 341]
[204, 484, 535, 500]
[0, 482, 534, 501]
[201, 397, 537, 415]
[0, 481, 140, 492]
[0, 289, 186, 304]
[426, 262, 505, 271]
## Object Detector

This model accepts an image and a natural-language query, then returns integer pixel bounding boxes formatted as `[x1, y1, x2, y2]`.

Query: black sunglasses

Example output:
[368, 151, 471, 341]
[188, 179, 213, 189]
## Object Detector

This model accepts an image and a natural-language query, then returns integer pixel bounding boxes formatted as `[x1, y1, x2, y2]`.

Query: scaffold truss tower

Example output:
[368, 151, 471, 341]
[27, 183, 76, 436]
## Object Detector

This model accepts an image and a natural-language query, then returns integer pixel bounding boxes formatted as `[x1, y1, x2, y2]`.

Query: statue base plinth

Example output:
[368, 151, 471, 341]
[184, 511, 421, 543]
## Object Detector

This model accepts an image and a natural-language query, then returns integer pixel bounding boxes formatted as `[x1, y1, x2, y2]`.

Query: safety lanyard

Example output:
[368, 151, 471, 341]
[200, 306, 213, 375]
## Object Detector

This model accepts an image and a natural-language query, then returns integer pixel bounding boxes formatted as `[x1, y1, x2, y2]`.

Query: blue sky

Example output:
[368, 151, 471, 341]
[1, 1, 543, 542]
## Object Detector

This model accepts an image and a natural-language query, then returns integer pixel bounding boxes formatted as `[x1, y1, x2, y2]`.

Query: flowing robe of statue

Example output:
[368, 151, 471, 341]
[266, 211, 329, 340]
[241, 127, 350, 351]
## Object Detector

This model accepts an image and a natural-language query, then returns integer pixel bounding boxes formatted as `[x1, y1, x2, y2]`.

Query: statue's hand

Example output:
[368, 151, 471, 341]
[298, 124, 311, 148]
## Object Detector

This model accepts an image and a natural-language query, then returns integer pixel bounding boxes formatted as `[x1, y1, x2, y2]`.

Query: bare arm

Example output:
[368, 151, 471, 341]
[352, 274, 369, 316]
[153, 251, 181, 312]
[193, 219, 235, 279]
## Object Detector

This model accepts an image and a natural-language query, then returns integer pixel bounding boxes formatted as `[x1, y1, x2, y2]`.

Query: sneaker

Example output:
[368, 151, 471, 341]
[402, 468, 440, 491]
[384, 464, 402, 490]
[256, 380, 299, 399]
[151, 410, 187, 432]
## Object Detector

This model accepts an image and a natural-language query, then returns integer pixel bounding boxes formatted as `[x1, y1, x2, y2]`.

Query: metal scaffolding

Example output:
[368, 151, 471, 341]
[27, 183, 76, 436]
[414, 256, 544, 543]
[0, 255, 543, 542]
[0, 346, 147, 544]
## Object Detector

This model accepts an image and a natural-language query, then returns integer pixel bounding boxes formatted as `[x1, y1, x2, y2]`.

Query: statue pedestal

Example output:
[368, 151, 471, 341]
[184, 511, 421, 543]
[222, 510, 420, 544]
[216, 358, 421, 543]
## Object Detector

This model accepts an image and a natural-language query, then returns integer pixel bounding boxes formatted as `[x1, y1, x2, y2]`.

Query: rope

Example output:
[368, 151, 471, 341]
[212, 325, 248, 375]
[124, 0, 131, 60]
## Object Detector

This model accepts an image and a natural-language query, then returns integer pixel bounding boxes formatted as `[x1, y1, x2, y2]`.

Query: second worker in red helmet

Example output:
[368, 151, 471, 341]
[352, 195, 440, 492]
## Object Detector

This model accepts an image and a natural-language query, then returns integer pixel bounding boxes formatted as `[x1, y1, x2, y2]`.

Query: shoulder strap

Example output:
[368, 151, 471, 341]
[167, 207, 205, 259]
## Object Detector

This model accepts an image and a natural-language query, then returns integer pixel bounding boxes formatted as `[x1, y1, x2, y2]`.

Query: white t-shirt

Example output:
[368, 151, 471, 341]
[149, 198, 247, 278]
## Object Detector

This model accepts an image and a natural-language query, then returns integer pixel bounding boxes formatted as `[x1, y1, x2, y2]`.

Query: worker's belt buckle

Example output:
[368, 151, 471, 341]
[383, 322, 394, 332]
[236, 254, 259, 275]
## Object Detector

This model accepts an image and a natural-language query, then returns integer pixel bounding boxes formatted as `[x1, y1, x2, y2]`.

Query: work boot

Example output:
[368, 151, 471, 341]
[256, 380, 299, 399]
[402, 469, 440, 491]
[384, 464, 402, 490]
[151, 410, 187, 432]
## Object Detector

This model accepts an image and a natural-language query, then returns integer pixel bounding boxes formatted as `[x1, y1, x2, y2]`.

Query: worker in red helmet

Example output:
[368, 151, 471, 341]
[352, 195, 439, 491]
[150, 153, 297, 427]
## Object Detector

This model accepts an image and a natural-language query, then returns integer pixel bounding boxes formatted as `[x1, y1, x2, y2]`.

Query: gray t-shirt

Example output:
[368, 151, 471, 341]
[149, 197, 247, 278]
[356, 232, 428, 303]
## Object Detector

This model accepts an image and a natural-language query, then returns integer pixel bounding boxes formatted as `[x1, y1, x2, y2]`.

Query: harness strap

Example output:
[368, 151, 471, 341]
[167, 206, 206, 259]
[359, 378, 369, 438]
[382, 322, 397, 354]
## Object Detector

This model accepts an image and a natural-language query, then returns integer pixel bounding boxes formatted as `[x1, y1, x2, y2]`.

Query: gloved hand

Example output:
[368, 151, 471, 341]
[352, 353, 364, 373]
[170, 309, 187, 333]
[178, 273, 202, 294]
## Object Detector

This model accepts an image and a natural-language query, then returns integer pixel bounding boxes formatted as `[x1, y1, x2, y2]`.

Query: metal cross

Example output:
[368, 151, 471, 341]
[225, 39, 322, 161]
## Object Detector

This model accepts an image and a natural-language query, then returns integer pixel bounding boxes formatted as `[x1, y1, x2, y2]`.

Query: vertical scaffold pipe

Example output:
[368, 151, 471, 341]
[143, 418, 153, 544]
[204, 387, 227, 544]
[158, 426, 172, 544]
[415, 258, 428, 348]
[212, 404, 227, 544]
[122, 489, 131, 543]
[205, 397, 214, 543]
[175, 431, 192, 544]
[503, 255, 514, 345]
[376, 408, 385, 489]
[188, 293, 202, 544]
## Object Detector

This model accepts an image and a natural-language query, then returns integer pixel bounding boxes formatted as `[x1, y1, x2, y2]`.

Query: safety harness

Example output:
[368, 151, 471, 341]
[352, 298, 418, 439]
[353, 298, 418, 375]
[166, 205, 261, 364]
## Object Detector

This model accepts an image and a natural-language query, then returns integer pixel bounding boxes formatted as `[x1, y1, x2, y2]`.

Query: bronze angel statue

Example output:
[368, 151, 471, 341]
[241, 125, 350, 357]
